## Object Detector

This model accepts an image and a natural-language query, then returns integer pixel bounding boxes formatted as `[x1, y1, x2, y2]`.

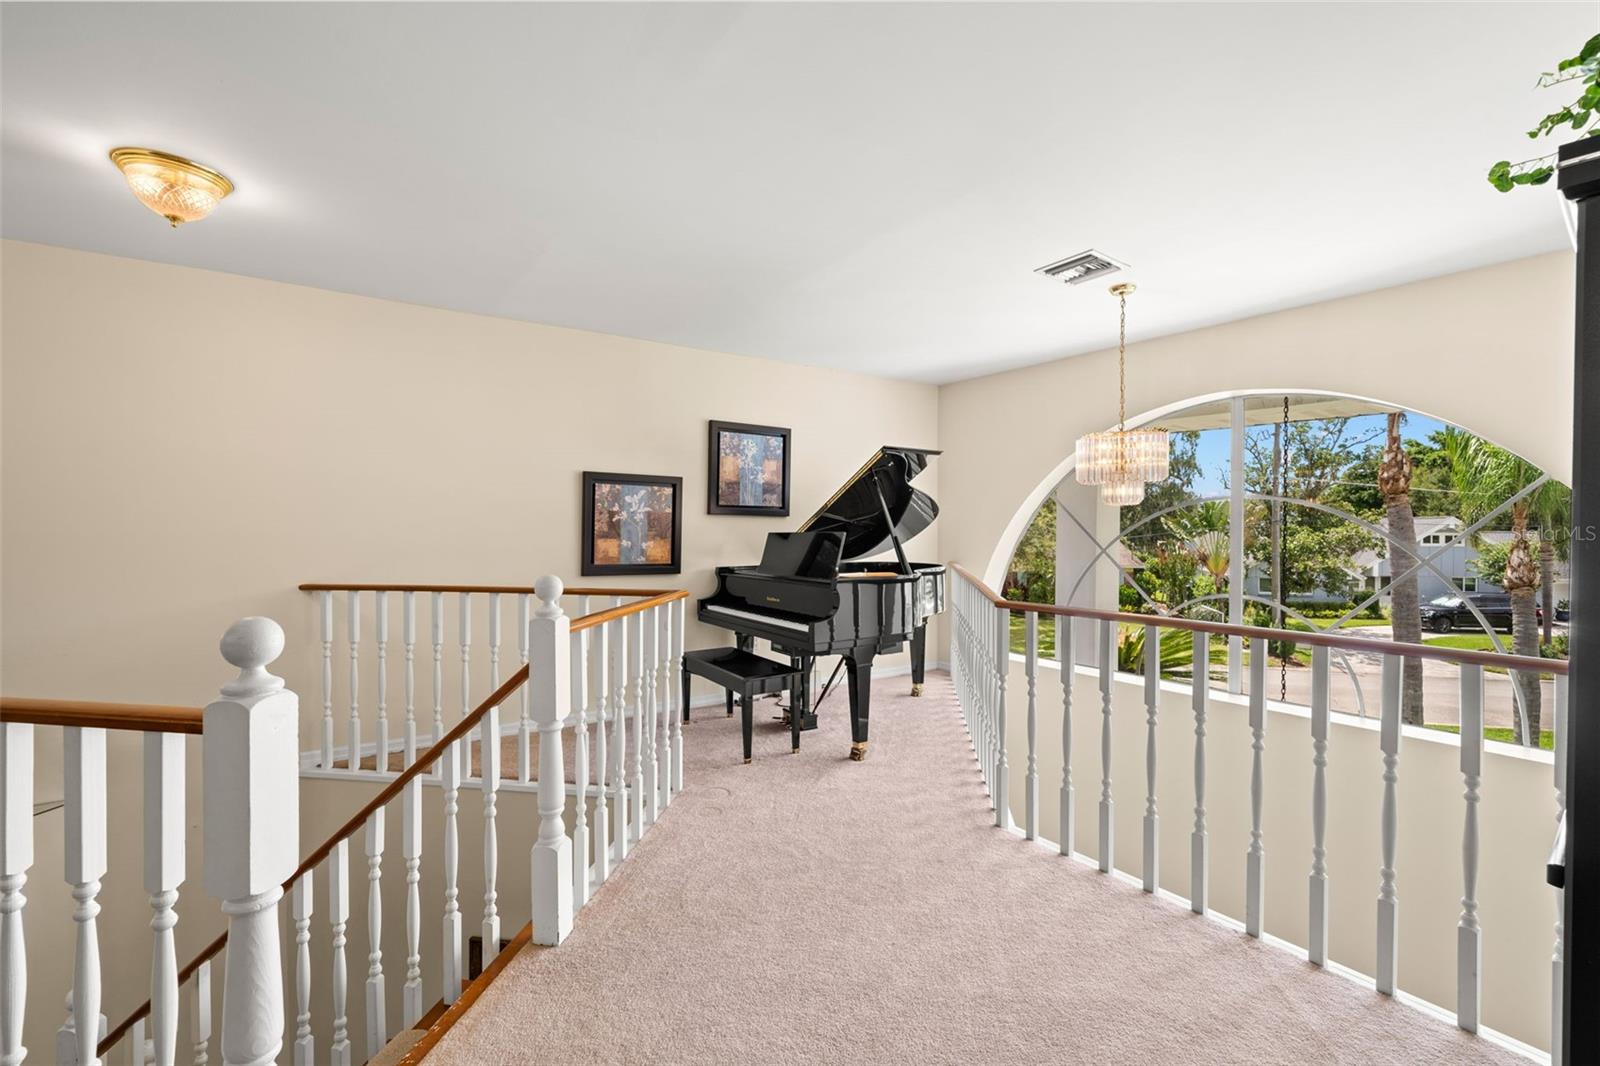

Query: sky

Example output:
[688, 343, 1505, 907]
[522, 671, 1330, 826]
[1188, 411, 1448, 497]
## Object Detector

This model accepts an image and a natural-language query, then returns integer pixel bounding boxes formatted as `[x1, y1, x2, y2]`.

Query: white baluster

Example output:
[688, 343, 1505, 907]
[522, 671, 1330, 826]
[190, 963, 210, 1066]
[131, 1018, 146, 1066]
[375, 591, 390, 773]
[571, 611, 591, 908]
[1458, 663, 1484, 1032]
[1191, 632, 1210, 915]
[994, 605, 1010, 830]
[1143, 625, 1160, 894]
[530, 577, 574, 946]
[431, 593, 445, 772]
[401, 779, 423, 1028]
[1057, 616, 1075, 858]
[347, 591, 361, 773]
[518, 594, 532, 783]
[628, 611, 646, 842]
[1246, 638, 1266, 938]
[671, 597, 686, 794]
[364, 811, 386, 1061]
[440, 739, 462, 1004]
[328, 839, 350, 1066]
[459, 593, 472, 784]
[591, 622, 612, 887]
[1554, 671, 1569, 1066]
[403, 591, 417, 767]
[56, 990, 105, 1066]
[0, 720, 31, 1066]
[291, 873, 313, 1066]
[657, 604, 672, 811]
[610, 616, 630, 866]
[62, 726, 106, 1066]
[1023, 612, 1039, 840]
[481, 594, 502, 957]
[642, 608, 659, 828]
[1309, 646, 1330, 965]
[1098, 619, 1114, 874]
[320, 591, 334, 770]
[204, 618, 297, 1066]
[1376, 652, 1402, 995]
[145, 732, 184, 1066]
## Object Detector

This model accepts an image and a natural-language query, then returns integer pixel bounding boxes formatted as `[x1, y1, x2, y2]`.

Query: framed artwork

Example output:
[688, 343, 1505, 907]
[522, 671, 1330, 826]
[707, 420, 791, 516]
[582, 471, 684, 576]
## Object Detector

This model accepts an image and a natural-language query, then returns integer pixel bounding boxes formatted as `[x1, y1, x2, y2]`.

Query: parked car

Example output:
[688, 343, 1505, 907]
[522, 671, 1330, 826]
[1420, 593, 1541, 633]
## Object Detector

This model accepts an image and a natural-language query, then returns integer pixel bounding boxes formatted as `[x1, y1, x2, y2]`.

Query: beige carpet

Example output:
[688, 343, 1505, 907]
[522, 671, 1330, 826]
[427, 671, 1524, 1066]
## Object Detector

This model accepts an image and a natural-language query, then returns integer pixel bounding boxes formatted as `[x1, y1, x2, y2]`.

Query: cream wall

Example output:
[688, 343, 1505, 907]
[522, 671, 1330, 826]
[937, 251, 1574, 589]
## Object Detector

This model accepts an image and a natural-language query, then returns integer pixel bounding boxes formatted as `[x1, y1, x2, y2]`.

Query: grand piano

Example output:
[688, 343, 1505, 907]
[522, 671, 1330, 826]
[697, 446, 946, 761]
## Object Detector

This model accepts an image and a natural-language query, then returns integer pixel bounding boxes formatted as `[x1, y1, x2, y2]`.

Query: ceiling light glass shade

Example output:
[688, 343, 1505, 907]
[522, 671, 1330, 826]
[109, 148, 233, 227]
[1075, 427, 1170, 505]
[1096, 473, 1150, 507]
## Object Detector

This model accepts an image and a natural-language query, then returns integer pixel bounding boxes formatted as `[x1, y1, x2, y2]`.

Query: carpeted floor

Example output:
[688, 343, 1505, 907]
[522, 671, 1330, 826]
[426, 671, 1524, 1066]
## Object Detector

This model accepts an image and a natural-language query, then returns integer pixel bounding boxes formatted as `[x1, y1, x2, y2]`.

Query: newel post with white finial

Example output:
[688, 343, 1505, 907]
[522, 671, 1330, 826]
[529, 576, 574, 946]
[203, 617, 299, 1066]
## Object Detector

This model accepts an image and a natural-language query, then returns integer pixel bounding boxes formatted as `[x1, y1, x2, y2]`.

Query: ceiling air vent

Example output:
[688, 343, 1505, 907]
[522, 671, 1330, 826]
[1034, 250, 1128, 286]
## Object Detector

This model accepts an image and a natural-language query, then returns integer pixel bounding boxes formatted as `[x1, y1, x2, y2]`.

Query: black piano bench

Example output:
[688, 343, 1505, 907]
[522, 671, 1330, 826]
[681, 648, 804, 763]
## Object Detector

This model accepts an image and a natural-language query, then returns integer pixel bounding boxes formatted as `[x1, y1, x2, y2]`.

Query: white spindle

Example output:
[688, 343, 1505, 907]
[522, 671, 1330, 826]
[364, 811, 386, 1060]
[1023, 612, 1039, 840]
[205, 619, 297, 1066]
[518, 594, 532, 783]
[328, 839, 350, 1066]
[403, 591, 417, 767]
[320, 591, 334, 769]
[1057, 615, 1075, 857]
[190, 962, 210, 1066]
[1098, 619, 1114, 874]
[628, 611, 646, 842]
[657, 604, 672, 811]
[0, 720, 30, 1066]
[1143, 625, 1160, 894]
[1246, 638, 1266, 938]
[671, 597, 686, 794]
[481, 594, 502, 957]
[1376, 652, 1402, 995]
[642, 607, 659, 828]
[431, 593, 445, 771]
[610, 616, 630, 866]
[63, 726, 106, 1066]
[401, 778, 423, 1028]
[347, 591, 361, 773]
[1309, 646, 1330, 965]
[994, 605, 1010, 831]
[292, 873, 313, 1066]
[1554, 671, 1569, 1066]
[592, 622, 612, 887]
[376, 591, 390, 772]
[440, 738, 462, 1004]
[1458, 663, 1484, 1032]
[530, 577, 574, 946]
[131, 1018, 147, 1066]
[144, 732, 184, 1066]
[1191, 632, 1210, 915]
[459, 592, 472, 783]
[572, 609, 591, 907]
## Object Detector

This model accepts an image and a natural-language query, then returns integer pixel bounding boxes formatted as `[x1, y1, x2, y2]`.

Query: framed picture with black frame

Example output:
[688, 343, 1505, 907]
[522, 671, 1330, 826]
[707, 420, 791, 517]
[581, 471, 684, 576]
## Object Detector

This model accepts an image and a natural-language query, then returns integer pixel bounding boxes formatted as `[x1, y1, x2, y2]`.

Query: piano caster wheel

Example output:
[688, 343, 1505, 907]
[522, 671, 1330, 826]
[792, 746, 800, 755]
[744, 758, 752, 765]
[849, 742, 868, 762]
[911, 683, 922, 697]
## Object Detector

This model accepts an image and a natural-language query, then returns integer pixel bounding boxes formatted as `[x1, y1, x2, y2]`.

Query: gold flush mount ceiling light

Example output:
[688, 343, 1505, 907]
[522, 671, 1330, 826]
[109, 147, 234, 228]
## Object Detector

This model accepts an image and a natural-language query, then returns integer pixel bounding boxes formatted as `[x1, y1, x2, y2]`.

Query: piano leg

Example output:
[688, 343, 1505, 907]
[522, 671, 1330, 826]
[740, 694, 754, 764]
[845, 655, 873, 761]
[909, 624, 928, 697]
[681, 664, 692, 723]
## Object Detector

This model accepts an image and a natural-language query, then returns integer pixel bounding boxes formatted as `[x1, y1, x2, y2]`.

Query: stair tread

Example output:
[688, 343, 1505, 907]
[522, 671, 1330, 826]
[368, 1027, 427, 1066]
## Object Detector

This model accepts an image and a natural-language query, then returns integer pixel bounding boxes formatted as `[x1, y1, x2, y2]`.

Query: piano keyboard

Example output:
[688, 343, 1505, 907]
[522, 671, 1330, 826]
[701, 603, 811, 632]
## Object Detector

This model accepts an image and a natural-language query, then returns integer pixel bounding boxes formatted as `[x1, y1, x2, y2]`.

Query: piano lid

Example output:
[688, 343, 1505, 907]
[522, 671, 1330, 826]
[798, 446, 940, 560]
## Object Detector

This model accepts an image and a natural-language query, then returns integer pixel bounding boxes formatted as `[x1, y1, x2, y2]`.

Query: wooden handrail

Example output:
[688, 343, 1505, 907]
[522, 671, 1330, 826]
[100, 587, 686, 1058]
[949, 563, 1568, 677]
[299, 582, 685, 598]
[0, 698, 204, 734]
[397, 921, 535, 1064]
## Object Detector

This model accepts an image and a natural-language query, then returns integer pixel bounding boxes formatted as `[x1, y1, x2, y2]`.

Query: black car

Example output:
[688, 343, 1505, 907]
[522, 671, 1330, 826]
[1419, 593, 1540, 633]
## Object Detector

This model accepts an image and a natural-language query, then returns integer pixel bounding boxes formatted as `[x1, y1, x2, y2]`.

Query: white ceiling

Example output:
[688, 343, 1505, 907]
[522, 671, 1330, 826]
[1, 3, 1588, 384]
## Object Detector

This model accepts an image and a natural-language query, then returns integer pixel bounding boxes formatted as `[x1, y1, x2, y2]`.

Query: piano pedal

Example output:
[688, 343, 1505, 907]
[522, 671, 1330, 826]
[849, 742, 868, 762]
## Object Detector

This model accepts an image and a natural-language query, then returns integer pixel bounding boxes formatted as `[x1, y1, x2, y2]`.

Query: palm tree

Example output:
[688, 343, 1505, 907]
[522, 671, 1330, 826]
[1530, 485, 1572, 646]
[1166, 502, 1230, 595]
[1380, 413, 1425, 725]
[1443, 429, 1547, 744]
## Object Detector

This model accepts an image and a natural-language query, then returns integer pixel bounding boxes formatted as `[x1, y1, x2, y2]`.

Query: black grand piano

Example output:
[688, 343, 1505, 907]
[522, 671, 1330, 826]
[697, 446, 946, 761]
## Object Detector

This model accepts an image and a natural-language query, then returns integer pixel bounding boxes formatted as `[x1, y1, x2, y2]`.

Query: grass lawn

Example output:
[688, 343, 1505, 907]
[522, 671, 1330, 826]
[1421, 633, 1560, 677]
[1425, 723, 1553, 751]
[1286, 616, 1390, 631]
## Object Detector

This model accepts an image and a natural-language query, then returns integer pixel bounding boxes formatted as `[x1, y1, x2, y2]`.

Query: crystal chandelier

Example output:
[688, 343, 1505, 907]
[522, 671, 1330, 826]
[109, 147, 234, 228]
[1074, 282, 1169, 505]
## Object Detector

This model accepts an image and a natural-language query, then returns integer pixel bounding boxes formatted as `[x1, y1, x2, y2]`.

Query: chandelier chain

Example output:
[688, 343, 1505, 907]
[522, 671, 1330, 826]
[1118, 290, 1127, 432]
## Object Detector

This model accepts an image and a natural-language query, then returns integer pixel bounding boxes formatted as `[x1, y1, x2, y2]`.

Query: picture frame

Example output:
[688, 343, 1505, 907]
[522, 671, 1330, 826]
[707, 420, 791, 516]
[581, 471, 684, 576]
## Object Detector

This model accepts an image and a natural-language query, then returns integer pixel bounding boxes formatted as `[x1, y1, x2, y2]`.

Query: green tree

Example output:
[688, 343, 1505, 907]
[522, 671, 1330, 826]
[1006, 500, 1056, 604]
[1379, 413, 1425, 726]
